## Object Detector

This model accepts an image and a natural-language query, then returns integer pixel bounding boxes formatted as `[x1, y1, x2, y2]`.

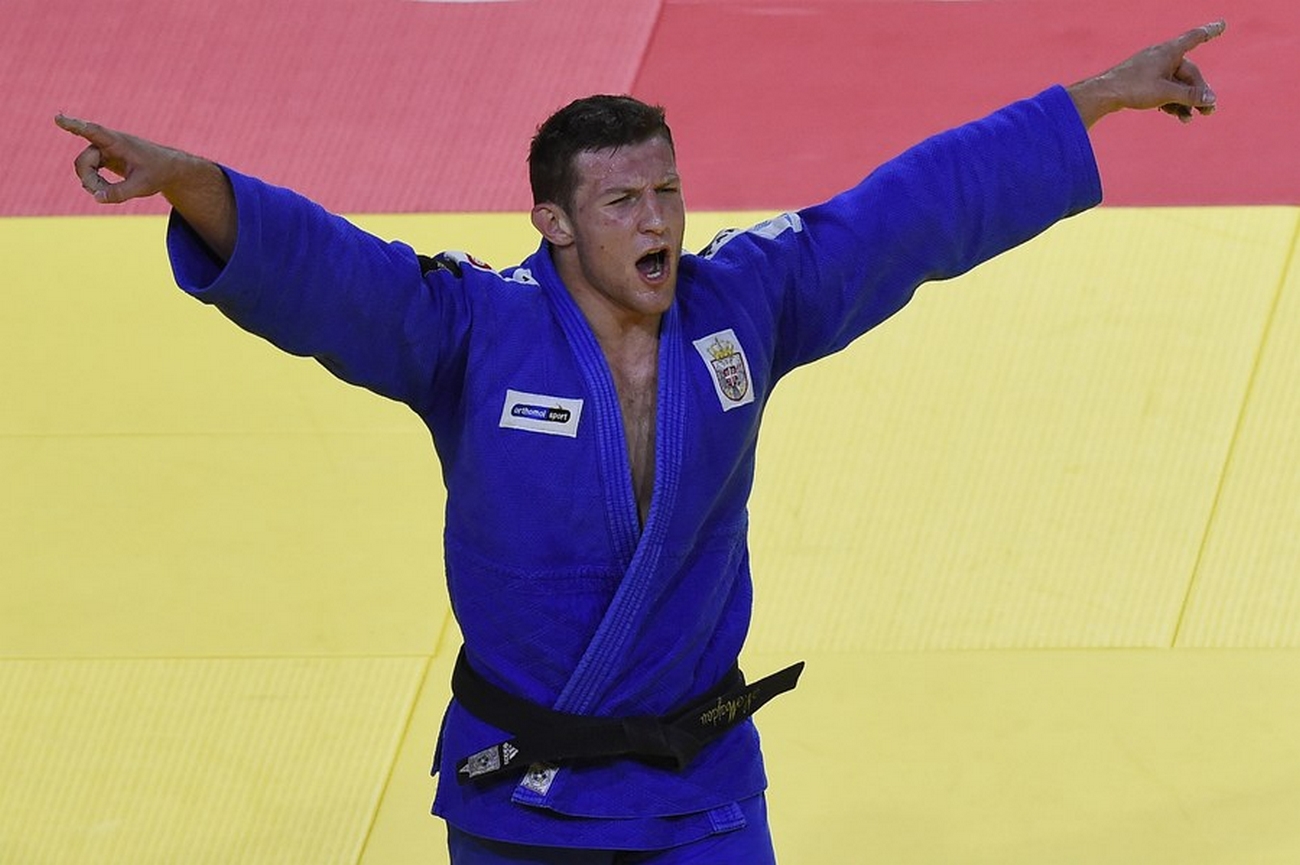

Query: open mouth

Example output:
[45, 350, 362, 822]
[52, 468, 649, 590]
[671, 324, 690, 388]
[636, 249, 669, 282]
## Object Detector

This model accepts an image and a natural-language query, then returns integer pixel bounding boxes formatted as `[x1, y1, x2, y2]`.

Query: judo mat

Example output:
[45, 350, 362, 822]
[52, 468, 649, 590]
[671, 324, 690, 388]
[4, 1, 1300, 862]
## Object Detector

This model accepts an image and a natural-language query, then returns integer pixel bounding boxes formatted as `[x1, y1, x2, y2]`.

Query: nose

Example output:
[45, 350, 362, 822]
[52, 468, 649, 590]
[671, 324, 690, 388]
[639, 191, 667, 234]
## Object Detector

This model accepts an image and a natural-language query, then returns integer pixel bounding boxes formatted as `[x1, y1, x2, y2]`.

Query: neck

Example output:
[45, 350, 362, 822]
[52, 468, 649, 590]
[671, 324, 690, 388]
[552, 245, 664, 353]
[550, 244, 661, 527]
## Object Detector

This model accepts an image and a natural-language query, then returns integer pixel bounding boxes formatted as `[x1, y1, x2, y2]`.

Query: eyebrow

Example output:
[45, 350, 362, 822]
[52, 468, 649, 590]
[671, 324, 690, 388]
[599, 174, 682, 197]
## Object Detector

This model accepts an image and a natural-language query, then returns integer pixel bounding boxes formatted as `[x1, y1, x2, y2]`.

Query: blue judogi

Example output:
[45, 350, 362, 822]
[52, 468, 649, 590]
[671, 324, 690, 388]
[166, 85, 1101, 852]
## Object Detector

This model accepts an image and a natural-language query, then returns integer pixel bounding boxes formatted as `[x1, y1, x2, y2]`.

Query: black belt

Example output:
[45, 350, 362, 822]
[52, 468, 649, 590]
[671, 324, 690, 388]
[452, 646, 804, 783]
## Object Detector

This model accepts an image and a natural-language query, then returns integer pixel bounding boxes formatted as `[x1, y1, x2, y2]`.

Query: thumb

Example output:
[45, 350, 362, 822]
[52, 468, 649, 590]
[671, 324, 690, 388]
[1157, 80, 1209, 111]
[1158, 60, 1218, 121]
[92, 167, 165, 205]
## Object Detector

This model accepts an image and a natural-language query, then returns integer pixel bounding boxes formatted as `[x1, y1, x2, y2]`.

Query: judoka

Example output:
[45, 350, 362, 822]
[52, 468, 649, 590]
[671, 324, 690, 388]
[57, 20, 1225, 863]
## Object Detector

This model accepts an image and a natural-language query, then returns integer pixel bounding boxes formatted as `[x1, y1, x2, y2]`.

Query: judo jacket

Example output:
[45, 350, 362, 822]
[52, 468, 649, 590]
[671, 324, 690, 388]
[166, 84, 1102, 849]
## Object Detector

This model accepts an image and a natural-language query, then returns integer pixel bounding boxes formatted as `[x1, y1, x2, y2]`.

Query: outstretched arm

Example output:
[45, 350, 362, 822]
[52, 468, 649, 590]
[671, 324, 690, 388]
[55, 115, 237, 261]
[1067, 20, 1226, 129]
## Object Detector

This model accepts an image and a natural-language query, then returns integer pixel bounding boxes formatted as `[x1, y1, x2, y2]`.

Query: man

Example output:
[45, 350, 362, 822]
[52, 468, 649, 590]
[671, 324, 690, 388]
[57, 20, 1224, 863]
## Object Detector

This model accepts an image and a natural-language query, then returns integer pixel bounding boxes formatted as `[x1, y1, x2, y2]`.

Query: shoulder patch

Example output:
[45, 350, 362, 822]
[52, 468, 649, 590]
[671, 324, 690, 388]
[501, 266, 539, 287]
[417, 250, 494, 278]
[698, 211, 804, 259]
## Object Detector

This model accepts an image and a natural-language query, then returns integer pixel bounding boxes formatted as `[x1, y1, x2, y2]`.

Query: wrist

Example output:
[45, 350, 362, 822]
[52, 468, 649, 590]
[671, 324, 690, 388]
[162, 156, 237, 262]
[1067, 74, 1123, 129]
[160, 152, 225, 207]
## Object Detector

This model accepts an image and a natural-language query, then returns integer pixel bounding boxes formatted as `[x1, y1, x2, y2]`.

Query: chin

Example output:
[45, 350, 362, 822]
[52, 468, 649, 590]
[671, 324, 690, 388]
[645, 276, 678, 310]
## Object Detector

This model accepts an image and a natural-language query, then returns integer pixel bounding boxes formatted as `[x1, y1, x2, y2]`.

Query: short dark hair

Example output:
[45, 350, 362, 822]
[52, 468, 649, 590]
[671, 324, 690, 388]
[528, 94, 674, 210]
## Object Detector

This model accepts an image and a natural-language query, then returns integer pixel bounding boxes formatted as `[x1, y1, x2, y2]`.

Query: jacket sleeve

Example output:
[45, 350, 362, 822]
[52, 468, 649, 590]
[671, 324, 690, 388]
[166, 168, 469, 414]
[704, 84, 1104, 379]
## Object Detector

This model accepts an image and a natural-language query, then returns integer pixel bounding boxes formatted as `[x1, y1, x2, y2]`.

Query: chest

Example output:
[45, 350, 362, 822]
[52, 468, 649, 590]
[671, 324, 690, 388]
[431, 294, 771, 564]
[608, 351, 659, 526]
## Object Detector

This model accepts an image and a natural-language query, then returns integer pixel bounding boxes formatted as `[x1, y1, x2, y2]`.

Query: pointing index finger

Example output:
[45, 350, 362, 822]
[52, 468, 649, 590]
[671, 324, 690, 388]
[55, 114, 109, 144]
[1175, 19, 1227, 53]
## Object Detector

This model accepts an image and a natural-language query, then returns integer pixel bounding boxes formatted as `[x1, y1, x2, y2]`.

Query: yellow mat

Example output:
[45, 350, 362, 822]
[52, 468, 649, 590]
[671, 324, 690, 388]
[0, 657, 426, 864]
[746, 206, 1299, 652]
[1178, 218, 1300, 646]
[3, 205, 1300, 863]
[753, 648, 1300, 865]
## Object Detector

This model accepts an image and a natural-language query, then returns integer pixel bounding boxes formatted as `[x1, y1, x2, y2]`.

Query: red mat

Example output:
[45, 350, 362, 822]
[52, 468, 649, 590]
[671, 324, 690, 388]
[635, 0, 1295, 209]
[8, 0, 1295, 216]
[13, 0, 660, 216]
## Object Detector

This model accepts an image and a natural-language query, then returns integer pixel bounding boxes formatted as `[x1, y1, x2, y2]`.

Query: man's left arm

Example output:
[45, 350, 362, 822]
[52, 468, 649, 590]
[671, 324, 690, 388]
[1068, 20, 1225, 129]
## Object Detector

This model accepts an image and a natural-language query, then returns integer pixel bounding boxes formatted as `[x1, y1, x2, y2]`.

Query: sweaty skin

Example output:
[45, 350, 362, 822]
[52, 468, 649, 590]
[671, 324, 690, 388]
[530, 136, 685, 525]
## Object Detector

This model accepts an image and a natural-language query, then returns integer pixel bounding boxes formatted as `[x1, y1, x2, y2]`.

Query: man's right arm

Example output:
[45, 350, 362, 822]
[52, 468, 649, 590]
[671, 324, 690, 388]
[57, 115, 474, 412]
[55, 115, 236, 261]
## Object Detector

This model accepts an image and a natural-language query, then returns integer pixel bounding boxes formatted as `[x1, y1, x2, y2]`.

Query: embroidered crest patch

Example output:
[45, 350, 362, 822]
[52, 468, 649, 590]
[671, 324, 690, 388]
[692, 329, 755, 411]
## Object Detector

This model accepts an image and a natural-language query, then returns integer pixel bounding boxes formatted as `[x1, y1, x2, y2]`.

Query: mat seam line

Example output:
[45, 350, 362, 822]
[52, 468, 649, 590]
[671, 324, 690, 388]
[628, 0, 669, 95]
[354, 652, 436, 865]
[350, 612, 454, 861]
[1170, 210, 1300, 648]
[432, 605, 457, 658]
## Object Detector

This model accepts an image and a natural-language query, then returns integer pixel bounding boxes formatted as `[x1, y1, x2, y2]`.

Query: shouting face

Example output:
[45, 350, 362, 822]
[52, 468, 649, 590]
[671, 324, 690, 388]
[534, 135, 685, 335]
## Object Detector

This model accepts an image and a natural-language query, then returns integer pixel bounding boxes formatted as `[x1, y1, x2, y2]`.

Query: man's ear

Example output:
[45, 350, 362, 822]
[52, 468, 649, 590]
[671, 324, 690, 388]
[531, 202, 574, 247]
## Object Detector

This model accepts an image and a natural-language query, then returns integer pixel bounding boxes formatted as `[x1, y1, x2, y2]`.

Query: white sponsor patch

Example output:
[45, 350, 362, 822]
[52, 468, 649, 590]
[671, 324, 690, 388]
[498, 389, 584, 437]
[693, 329, 755, 411]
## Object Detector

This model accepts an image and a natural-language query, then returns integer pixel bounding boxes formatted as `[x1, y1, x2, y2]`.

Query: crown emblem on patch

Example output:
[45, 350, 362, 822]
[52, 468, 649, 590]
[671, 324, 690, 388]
[707, 336, 738, 361]
[693, 329, 755, 411]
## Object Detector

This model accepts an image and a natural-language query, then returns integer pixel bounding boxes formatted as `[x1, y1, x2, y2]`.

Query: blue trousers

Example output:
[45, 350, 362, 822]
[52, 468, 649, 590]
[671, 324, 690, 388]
[445, 794, 777, 864]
